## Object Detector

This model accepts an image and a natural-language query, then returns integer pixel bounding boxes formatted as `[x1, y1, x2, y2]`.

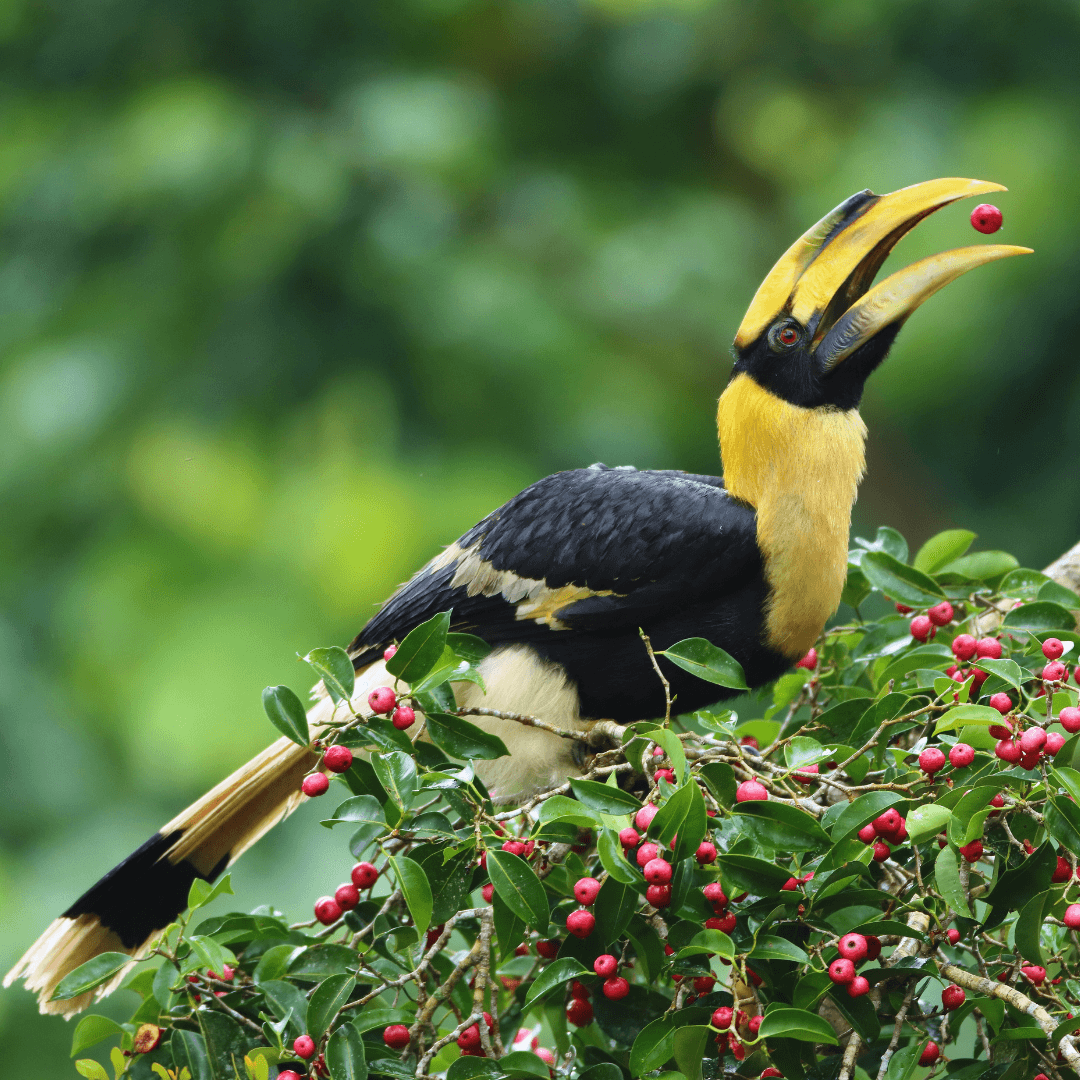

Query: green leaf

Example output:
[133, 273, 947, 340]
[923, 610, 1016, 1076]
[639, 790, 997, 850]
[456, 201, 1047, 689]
[715, 853, 792, 895]
[348, 1008, 413, 1034]
[1040, 580, 1080, 608]
[152, 960, 180, 1004]
[524, 957, 589, 1006]
[1053, 766, 1080, 804]
[934, 844, 971, 918]
[1003, 601, 1076, 632]
[859, 551, 945, 606]
[50, 952, 131, 1001]
[500, 1051, 553, 1079]
[445, 632, 492, 665]
[885, 1042, 920, 1080]
[680, 929, 734, 960]
[288, 944, 360, 978]
[1015, 891, 1050, 966]
[425, 711, 509, 760]
[537, 795, 603, 828]
[906, 803, 952, 844]
[876, 644, 952, 689]
[385, 611, 450, 684]
[487, 849, 548, 931]
[647, 727, 688, 784]
[660, 637, 748, 690]
[578, 1066, 623, 1080]
[74, 1062, 110, 1080]
[934, 704, 1005, 734]
[826, 987, 880, 1044]
[388, 855, 432, 936]
[672, 1025, 711, 1080]
[914, 529, 976, 574]
[172, 1028, 212, 1080]
[757, 1007, 838, 1045]
[323, 793, 387, 832]
[650, 779, 694, 846]
[352, 716, 414, 755]
[672, 780, 708, 865]
[189, 935, 233, 978]
[370, 750, 417, 810]
[326, 1022, 368, 1080]
[491, 889, 526, 961]
[973, 658, 1026, 694]
[1046, 796, 1080, 853]
[70, 1015, 124, 1057]
[187, 872, 234, 911]
[262, 685, 310, 747]
[304, 646, 356, 703]
[730, 801, 830, 851]
[697, 761, 737, 807]
[829, 790, 906, 843]
[942, 550, 1019, 580]
[307, 973, 356, 1039]
[751, 935, 808, 963]
[629, 1016, 678, 1075]
[984, 842, 1056, 929]
[593, 877, 638, 946]
[263, 980, 313, 1039]
[598, 826, 639, 885]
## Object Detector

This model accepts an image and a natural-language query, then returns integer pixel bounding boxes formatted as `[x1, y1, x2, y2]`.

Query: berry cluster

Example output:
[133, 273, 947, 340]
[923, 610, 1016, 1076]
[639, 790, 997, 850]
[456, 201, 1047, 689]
[856, 807, 908, 863]
[826, 932, 881, 998]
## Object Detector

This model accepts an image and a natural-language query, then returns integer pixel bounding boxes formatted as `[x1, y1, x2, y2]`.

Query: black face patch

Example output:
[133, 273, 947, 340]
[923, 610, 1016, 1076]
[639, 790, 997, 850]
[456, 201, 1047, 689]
[731, 320, 902, 410]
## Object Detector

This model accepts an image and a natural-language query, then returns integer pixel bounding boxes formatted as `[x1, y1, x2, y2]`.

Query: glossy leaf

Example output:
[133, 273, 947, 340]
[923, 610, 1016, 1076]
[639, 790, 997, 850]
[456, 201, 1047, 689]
[914, 529, 976, 574]
[660, 637, 748, 689]
[649, 779, 694, 846]
[70, 1015, 124, 1057]
[487, 849, 548, 930]
[371, 750, 417, 810]
[934, 844, 970, 918]
[388, 854, 432, 935]
[326, 1022, 368, 1080]
[1002, 601, 1076, 632]
[445, 632, 493, 665]
[973, 657, 1026, 694]
[261, 685, 310, 747]
[323, 793, 386, 831]
[829, 790, 906, 843]
[171, 1028, 212, 1080]
[906, 803, 952, 844]
[672, 1025, 710, 1080]
[51, 952, 131, 1001]
[648, 727, 688, 783]
[425, 711, 509, 760]
[731, 801, 830, 851]
[942, 550, 1018, 580]
[757, 1007, 838, 1045]
[598, 826, 639, 885]
[933, 704, 1004, 734]
[629, 1016, 678, 1075]
[859, 550, 945, 605]
[187, 872, 233, 911]
[751, 935, 808, 963]
[74, 1062, 109, 1080]
[307, 973, 355, 1039]
[304, 646, 355, 703]
[715, 853, 792, 895]
[385, 610, 450, 684]
[1015, 891, 1049, 966]
[524, 957, 588, 1006]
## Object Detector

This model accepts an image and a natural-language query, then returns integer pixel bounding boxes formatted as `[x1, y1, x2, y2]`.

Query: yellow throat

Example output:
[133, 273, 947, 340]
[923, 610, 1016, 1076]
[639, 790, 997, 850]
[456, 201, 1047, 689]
[716, 372, 867, 659]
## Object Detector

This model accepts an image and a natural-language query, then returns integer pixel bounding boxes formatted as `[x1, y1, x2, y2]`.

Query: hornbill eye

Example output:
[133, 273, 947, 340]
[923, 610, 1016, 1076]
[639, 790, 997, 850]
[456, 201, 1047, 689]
[770, 323, 801, 351]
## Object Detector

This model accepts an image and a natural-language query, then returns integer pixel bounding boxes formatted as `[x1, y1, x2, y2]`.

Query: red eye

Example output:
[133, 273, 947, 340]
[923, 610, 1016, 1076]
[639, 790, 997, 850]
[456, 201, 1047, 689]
[778, 326, 799, 346]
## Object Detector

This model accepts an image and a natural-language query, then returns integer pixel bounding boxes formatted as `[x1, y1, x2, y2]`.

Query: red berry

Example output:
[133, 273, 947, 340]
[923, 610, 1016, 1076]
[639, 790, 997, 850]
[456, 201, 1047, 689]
[927, 601, 954, 626]
[873, 808, 901, 837]
[618, 827, 640, 848]
[323, 745, 353, 773]
[1019, 727, 1047, 754]
[828, 958, 856, 984]
[635, 803, 658, 831]
[910, 615, 933, 642]
[1065, 904, 1080, 929]
[602, 976, 629, 1000]
[970, 667, 989, 691]
[536, 938, 560, 959]
[761, 1071, 784, 1079]
[865, 935, 881, 961]
[736, 780, 768, 802]
[872, 841, 891, 862]
[457, 1024, 481, 1051]
[947, 928, 960, 945]
[643, 858, 673, 885]
[952, 634, 977, 661]
[988, 722, 1012, 741]
[712, 1006, 733, 1029]
[334, 883, 360, 910]
[948, 743, 975, 768]
[501, 840, 526, 856]
[1046, 732, 1066, 756]
[293, 1035, 316, 1059]
[1061, 707, 1080, 733]
[383, 1025, 410, 1050]
[919, 747, 947, 775]
[716, 911, 737, 933]
[536, 1049, 555, 1065]
[696, 841, 717, 865]
[593, 954, 618, 978]
[746, 1014, 761, 1035]
[482, 883, 494, 902]
[838, 933, 868, 963]
[995, 739, 1021, 764]
[636, 842, 659, 867]
[566, 998, 593, 1026]
[702, 882, 728, 906]
[793, 764, 819, 785]
[646, 884, 672, 908]
[382, 645, 398, 662]
[352, 862, 379, 888]
[941, 985, 965, 1011]
[1022, 964, 1047, 986]
[391, 705, 415, 730]
[857, 823, 876, 844]
[1044, 661, 1067, 683]
[570, 980, 590, 1001]
[693, 975, 716, 995]
[574, 877, 601, 905]
[654, 767, 676, 784]
[918, 1040, 940, 1066]
[795, 648, 817, 669]
[302, 773, 330, 797]
[970, 203, 1003, 233]
[314, 897, 342, 924]
[847, 975, 870, 998]
[278, 1073, 301, 1080]
[740, 735, 759, 750]
[959, 839, 983, 863]
[1043, 638, 1065, 660]
[368, 687, 396, 714]
[975, 637, 1002, 659]
[782, 877, 798, 891]
[566, 910, 595, 938]
[895, 602, 913, 614]
[989, 693, 1012, 716]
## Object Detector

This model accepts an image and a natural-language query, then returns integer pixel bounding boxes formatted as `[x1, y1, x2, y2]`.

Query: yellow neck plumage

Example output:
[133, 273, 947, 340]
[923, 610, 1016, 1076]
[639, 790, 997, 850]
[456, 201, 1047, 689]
[716, 373, 867, 659]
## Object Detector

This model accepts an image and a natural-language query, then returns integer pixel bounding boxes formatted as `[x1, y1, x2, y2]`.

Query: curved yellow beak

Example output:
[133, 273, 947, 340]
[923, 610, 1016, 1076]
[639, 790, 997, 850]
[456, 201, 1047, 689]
[734, 178, 1032, 361]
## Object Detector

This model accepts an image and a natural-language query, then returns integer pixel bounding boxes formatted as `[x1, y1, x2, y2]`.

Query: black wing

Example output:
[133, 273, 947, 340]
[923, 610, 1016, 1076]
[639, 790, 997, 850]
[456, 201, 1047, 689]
[349, 464, 760, 661]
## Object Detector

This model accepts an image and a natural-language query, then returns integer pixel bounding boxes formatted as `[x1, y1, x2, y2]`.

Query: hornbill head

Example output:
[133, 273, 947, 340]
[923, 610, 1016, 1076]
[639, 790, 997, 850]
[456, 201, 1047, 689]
[731, 178, 1031, 409]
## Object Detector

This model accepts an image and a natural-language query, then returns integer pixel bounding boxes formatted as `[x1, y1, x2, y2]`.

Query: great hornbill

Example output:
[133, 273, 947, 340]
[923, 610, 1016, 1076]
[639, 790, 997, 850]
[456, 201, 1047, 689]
[7, 177, 1029, 1014]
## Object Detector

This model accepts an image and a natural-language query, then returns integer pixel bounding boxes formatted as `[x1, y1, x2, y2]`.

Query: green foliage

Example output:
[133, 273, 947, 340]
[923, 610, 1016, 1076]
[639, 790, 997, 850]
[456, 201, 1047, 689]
[65, 532, 1080, 1079]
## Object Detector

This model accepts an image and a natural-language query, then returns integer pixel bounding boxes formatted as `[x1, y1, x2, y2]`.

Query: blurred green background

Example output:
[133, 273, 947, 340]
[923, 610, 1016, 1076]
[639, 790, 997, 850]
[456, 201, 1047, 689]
[2, 0, 1078, 1072]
